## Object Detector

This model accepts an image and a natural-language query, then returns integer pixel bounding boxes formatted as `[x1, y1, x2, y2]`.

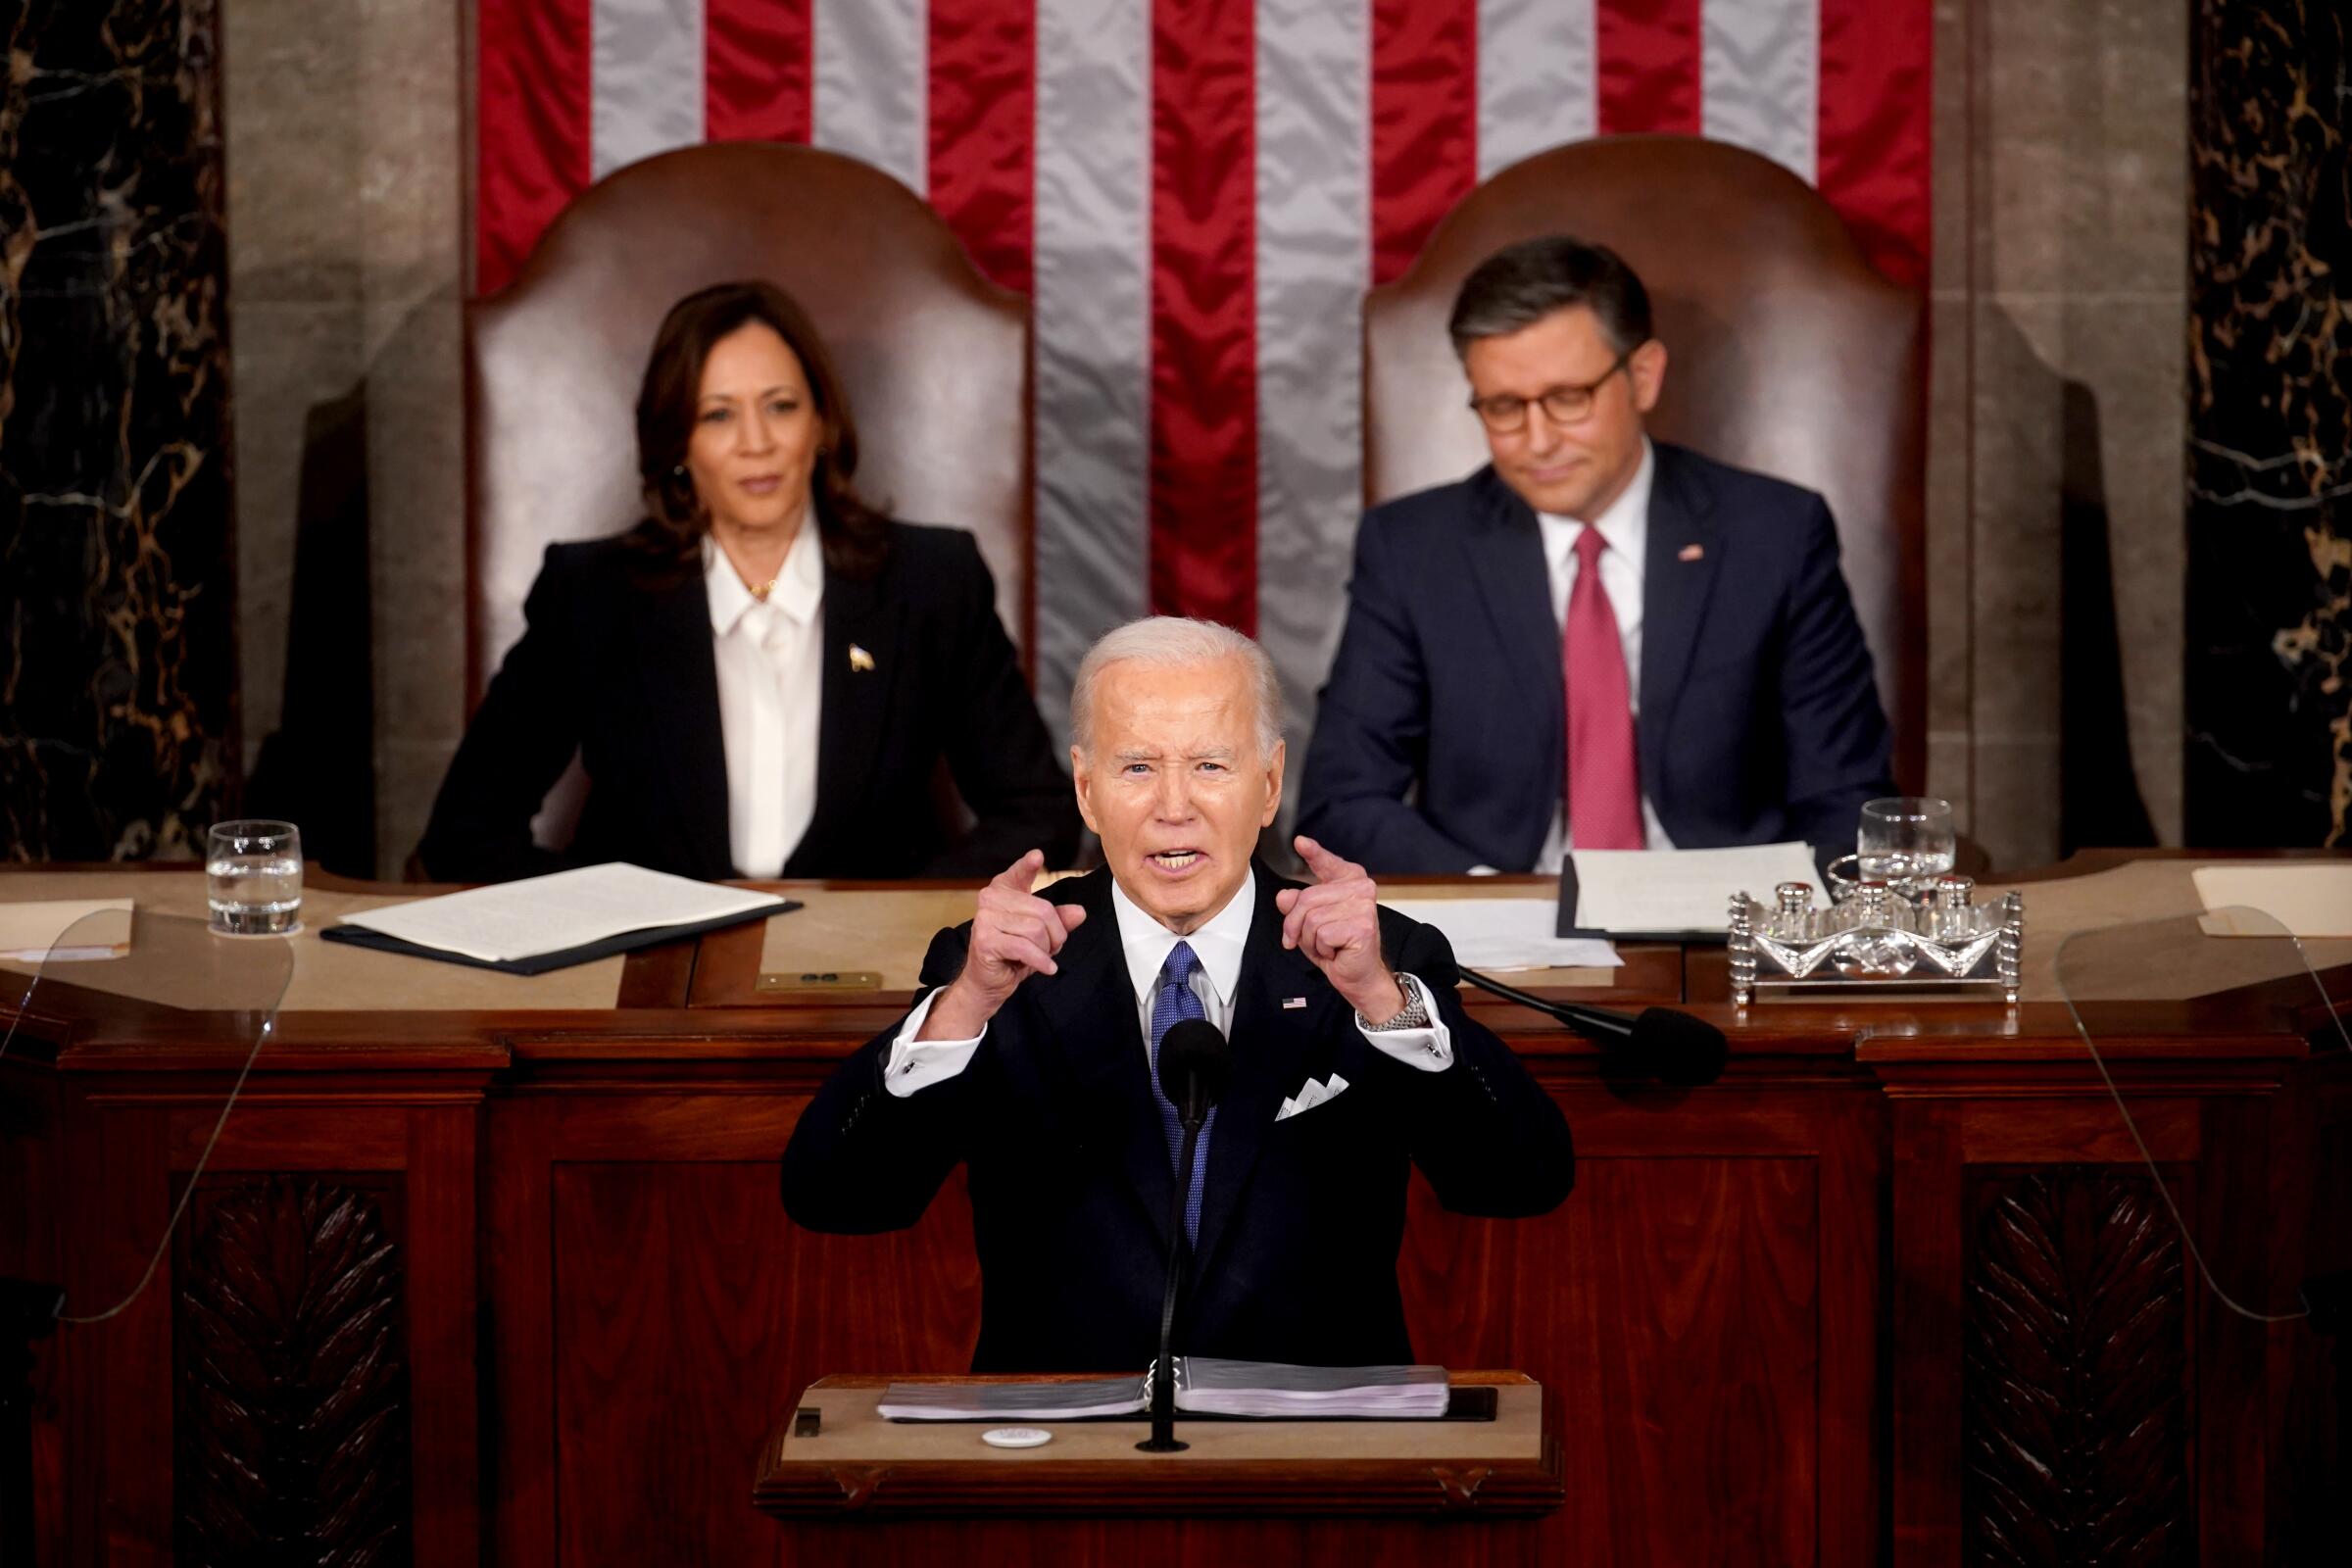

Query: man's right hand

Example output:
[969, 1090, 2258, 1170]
[916, 849, 1088, 1041]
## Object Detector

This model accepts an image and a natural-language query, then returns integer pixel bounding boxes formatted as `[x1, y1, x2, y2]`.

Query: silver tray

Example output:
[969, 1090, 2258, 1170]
[1728, 875, 2022, 1005]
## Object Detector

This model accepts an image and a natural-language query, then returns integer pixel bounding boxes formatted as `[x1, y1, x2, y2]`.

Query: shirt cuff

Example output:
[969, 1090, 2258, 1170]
[1353, 972, 1452, 1072]
[882, 989, 988, 1098]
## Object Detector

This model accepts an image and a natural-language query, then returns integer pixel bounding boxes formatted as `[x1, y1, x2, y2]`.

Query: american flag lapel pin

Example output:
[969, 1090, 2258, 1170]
[848, 643, 875, 672]
[1282, 996, 1308, 1009]
[1678, 543, 1705, 563]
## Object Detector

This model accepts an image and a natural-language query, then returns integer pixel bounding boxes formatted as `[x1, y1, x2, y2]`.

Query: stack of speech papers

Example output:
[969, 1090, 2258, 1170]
[1173, 1357, 1449, 1418]
[878, 1374, 1151, 1423]
[878, 1358, 1449, 1422]
[1379, 898, 1621, 971]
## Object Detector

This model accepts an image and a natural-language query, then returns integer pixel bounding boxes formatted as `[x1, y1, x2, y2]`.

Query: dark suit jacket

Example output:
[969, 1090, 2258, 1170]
[416, 520, 1079, 882]
[778, 864, 1576, 1373]
[1296, 443, 1896, 872]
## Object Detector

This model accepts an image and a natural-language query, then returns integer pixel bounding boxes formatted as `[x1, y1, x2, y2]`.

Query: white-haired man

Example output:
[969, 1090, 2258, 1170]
[782, 617, 1575, 1372]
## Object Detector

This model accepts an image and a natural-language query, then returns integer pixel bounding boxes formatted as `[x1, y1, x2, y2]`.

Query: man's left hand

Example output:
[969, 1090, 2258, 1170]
[1275, 836, 1408, 1023]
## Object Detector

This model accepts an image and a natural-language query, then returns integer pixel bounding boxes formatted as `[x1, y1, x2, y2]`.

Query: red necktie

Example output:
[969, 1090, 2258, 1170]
[1564, 525, 1644, 849]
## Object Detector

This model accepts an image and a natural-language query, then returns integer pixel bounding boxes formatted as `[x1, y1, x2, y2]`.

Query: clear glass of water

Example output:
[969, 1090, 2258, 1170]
[207, 819, 304, 936]
[1856, 798, 1957, 900]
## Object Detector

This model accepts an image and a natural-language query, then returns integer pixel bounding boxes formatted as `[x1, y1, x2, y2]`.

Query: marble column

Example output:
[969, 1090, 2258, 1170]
[221, 0, 465, 879]
[2185, 0, 2351, 846]
[0, 0, 236, 861]
[1928, 0, 2189, 869]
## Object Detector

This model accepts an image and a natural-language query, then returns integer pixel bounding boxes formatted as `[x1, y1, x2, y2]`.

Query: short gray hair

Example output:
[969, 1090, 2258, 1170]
[1071, 617, 1283, 759]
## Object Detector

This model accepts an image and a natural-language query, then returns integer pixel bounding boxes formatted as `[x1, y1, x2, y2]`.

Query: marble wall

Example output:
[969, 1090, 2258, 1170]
[0, 0, 237, 862]
[2185, 0, 2350, 846]
[205, 0, 2203, 876]
[1926, 0, 2189, 868]
[220, 0, 464, 877]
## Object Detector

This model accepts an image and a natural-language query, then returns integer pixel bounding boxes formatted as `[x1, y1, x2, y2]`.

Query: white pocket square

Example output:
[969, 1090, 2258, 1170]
[1275, 1073, 1349, 1122]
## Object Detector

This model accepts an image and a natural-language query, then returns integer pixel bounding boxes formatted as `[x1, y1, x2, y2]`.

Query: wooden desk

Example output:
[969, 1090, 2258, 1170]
[751, 1371, 1555, 1567]
[2, 858, 2345, 1565]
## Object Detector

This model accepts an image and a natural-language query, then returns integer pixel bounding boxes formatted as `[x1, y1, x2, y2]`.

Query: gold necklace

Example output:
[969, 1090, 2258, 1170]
[751, 576, 779, 601]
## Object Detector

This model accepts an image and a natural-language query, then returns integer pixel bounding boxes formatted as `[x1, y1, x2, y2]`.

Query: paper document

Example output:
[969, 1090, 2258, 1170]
[1380, 899, 1620, 971]
[878, 1359, 1449, 1422]
[2192, 864, 2352, 939]
[877, 1375, 1149, 1422]
[1570, 843, 1824, 935]
[0, 898, 134, 961]
[335, 863, 786, 963]
[1176, 1358, 1448, 1418]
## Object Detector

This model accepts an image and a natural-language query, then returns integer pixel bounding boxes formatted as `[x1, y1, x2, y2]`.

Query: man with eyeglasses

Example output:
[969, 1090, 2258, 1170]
[1298, 235, 1893, 873]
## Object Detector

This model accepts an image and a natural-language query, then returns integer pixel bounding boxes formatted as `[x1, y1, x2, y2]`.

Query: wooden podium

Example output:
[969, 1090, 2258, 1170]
[754, 1371, 1561, 1564]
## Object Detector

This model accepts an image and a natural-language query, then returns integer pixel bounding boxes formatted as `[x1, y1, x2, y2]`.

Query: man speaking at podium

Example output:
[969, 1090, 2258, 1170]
[781, 617, 1575, 1373]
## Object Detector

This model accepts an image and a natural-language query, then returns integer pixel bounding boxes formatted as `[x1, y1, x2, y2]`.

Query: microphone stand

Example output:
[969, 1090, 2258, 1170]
[1457, 965, 1637, 1041]
[1456, 965, 1730, 1092]
[1138, 1116, 1203, 1453]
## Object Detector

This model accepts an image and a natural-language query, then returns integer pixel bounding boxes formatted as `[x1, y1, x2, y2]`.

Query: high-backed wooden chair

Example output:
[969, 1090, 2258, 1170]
[1364, 135, 1925, 788]
[467, 142, 1031, 707]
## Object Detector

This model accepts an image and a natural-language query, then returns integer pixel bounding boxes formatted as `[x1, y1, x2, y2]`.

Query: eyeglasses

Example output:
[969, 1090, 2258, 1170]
[1467, 347, 1637, 433]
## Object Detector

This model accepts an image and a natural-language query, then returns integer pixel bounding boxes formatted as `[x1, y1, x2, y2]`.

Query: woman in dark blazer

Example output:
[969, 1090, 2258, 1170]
[416, 280, 1079, 883]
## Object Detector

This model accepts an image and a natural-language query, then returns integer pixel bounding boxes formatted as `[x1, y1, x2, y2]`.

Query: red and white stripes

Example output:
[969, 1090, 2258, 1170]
[476, 0, 1930, 746]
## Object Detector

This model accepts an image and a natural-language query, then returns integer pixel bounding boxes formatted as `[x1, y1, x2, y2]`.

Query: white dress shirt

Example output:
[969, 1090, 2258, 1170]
[705, 526, 823, 876]
[881, 868, 1453, 1098]
[1531, 438, 1675, 868]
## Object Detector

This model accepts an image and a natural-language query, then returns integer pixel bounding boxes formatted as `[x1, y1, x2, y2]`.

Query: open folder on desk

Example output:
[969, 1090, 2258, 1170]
[321, 862, 795, 974]
[1559, 843, 1825, 943]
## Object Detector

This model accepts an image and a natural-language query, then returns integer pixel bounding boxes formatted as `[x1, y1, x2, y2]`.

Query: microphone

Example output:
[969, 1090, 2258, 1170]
[1458, 966, 1729, 1088]
[1139, 1017, 1230, 1453]
[1156, 1017, 1232, 1131]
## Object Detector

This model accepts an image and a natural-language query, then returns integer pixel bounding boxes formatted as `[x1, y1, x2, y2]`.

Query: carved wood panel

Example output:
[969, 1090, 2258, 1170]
[1963, 1167, 2189, 1567]
[173, 1174, 411, 1565]
[550, 1159, 979, 1568]
[1399, 1152, 1825, 1567]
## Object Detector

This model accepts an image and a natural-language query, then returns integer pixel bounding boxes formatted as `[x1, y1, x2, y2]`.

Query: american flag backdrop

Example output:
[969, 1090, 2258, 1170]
[476, 0, 1931, 751]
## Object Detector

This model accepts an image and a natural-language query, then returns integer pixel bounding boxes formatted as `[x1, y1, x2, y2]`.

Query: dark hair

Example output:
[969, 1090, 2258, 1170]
[632, 279, 888, 580]
[1446, 236, 1653, 358]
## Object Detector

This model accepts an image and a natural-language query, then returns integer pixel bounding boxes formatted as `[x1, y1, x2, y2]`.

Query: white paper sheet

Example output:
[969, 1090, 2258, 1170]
[2191, 864, 2352, 939]
[1380, 899, 1621, 971]
[334, 863, 785, 963]
[0, 898, 134, 961]
[1568, 843, 1824, 935]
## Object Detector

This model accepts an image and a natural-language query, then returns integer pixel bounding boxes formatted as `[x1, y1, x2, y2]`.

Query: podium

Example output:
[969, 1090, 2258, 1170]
[754, 1371, 1560, 1565]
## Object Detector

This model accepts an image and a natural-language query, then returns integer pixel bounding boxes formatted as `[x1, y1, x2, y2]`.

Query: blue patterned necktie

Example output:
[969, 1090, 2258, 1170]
[1148, 941, 1214, 1249]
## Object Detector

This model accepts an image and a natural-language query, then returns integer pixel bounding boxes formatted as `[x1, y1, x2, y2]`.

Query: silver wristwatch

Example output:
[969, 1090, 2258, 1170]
[1357, 973, 1432, 1032]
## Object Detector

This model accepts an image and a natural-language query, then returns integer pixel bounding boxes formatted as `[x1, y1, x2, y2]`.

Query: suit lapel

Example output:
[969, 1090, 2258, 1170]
[1187, 869, 1334, 1279]
[1638, 444, 1724, 806]
[801, 562, 902, 855]
[633, 570, 734, 876]
[1029, 871, 1173, 1253]
[1462, 467, 1566, 737]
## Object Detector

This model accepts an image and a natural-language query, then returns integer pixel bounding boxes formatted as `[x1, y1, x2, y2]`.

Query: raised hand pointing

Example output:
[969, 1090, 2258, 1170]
[917, 850, 1088, 1041]
[1272, 835, 1408, 1024]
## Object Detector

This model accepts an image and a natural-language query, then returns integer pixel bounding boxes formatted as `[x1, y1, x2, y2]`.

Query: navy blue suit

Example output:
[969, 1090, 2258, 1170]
[779, 865, 1576, 1373]
[1297, 443, 1894, 872]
